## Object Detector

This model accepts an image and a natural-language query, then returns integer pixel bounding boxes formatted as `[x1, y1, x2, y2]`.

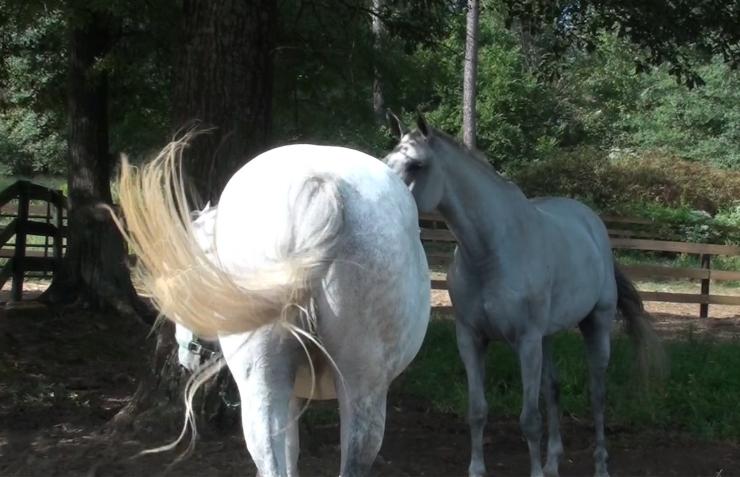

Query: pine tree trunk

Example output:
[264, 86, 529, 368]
[174, 0, 277, 203]
[372, 0, 386, 123]
[462, 0, 480, 149]
[118, 0, 279, 434]
[41, 13, 153, 323]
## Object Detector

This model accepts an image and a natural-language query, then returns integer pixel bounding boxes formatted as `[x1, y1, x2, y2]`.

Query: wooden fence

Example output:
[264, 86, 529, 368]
[420, 213, 740, 318]
[0, 180, 67, 301]
[1, 181, 738, 316]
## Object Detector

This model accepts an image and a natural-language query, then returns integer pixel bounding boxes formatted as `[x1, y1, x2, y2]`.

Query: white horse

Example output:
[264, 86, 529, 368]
[116, 139, 430, 477]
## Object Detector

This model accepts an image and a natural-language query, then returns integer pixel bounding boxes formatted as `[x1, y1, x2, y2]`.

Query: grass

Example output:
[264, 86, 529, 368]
[635, 279, 740, 296]
[616, 250, 740, 273]
[396, 318, 740, 442]
[0, 175, 65, 192]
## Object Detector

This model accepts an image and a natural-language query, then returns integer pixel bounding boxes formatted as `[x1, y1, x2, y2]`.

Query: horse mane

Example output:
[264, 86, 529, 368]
[428, 128, 491, 166]
[426, 127, 523, 193]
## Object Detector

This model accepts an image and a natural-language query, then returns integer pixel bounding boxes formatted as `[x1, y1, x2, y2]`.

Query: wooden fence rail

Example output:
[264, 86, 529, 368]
[0, 180, 67, 301]
[1, 185, 738, 315]
[420, 213, 740, 318]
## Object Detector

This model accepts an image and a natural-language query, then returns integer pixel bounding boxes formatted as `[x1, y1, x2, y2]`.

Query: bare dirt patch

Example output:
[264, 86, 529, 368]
[1, 303, 740, 476]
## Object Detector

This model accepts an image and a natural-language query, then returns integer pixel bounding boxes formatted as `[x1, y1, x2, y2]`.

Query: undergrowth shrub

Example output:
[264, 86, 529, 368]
[511, 147, 740, 215]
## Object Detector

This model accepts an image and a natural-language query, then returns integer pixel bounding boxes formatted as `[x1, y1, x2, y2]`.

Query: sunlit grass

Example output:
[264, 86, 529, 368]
[397, 318, 740, 442]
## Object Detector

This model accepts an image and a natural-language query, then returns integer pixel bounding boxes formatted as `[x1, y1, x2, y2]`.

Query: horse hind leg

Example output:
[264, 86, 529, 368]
[542, 336, 564, 477]
[335, 377, 389, 477]
[579, 305, 614, 477]
[286, 397, 305, 477]
[223, 332, 300, 477]
[235, 369, 295, 477]
[455, 321, 489, 477]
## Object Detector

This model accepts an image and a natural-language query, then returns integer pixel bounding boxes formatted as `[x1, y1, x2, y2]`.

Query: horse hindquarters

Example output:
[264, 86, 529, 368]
[314, 242, 429, 476]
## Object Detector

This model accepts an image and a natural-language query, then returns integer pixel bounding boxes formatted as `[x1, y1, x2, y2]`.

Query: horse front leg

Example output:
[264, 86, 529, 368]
[455, 320, 490, 477]
[517, 334, 545, 477]
[542, 336, 564, 477]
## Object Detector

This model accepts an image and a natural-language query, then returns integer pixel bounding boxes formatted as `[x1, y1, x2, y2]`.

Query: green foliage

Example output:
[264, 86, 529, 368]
[558, 33, 740, 169]
[411, 11, 564, 168]
[1, 0, 738, 207]
[621, 58, 740, 169]
[503, 0, 740, 87]
[0, 110, 66, 175]
[0, 8, 67, 174]
[401, 319, 740, 441]
[511, 147, 740, 216]
[557, 32, 643, 147]
[0, 0, 177, 174]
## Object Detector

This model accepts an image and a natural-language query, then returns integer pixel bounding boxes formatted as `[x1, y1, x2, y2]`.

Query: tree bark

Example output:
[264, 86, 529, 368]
[118, 0, 279, 434]
[41, 12, 154, 323]
[371, 0, 387, 123]
[109, 321, 238, 436]
[462, 0, 480, 149]
[173, 0, 277, 203]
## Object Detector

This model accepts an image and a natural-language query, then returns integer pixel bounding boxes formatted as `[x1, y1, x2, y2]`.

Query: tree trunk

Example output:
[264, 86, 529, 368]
[109, 321, 238, 436]
[41, 12, 153, 323]
[371, 0, 386, 123]
[173, 0, 277, 203]
[118, 0, 279, 435]
[462, 0, 480, 149]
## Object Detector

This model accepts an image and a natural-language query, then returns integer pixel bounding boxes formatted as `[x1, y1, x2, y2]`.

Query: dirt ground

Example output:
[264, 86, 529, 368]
[2, 282, 740, 476]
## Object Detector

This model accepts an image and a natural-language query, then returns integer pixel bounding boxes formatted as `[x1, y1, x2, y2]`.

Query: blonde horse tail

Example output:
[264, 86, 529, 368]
[113, 134, 344, 338]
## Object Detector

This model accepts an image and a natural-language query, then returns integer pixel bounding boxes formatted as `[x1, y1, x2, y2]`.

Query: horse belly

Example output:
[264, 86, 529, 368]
[546, 248, 612, 333]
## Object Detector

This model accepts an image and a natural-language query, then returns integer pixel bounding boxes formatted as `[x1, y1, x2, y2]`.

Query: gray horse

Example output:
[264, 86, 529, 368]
[384, 114, 663, 477]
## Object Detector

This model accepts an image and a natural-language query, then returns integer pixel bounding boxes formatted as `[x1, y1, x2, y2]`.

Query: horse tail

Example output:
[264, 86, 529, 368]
[614, 264, 668, 384]
[113, 134, 344, 338]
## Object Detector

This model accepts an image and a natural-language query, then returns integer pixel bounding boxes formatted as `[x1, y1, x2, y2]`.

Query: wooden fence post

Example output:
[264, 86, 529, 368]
[699, 253, 711, 318]
[53, 191, 64, 275]
[11, 181, 29, 301]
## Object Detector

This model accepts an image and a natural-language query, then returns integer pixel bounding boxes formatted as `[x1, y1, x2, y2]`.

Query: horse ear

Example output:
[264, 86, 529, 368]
[416, 112, 430, 138]
[386, 110, 406, 139]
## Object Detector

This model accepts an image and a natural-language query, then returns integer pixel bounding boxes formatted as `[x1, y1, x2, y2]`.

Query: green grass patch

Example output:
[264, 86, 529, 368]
[0, 175, 65, 192]
[398, 319, 740, 442]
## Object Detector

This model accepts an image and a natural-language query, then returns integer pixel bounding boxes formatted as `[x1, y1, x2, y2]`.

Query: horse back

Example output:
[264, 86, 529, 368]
[531, 197, 610, 250]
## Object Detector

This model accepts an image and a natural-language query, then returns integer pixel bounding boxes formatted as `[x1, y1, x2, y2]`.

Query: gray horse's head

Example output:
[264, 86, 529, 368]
[174, 203, 220, 372]
[174, 323, 202, 372]
[383, 112, 445, 213]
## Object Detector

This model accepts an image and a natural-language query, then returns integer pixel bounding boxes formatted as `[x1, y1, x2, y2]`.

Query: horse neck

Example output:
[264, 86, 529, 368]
[435, 141, 535, 263]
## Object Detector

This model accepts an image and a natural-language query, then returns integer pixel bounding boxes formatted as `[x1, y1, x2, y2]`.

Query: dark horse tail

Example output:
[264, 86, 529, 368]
[615, 264, 668, 384]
